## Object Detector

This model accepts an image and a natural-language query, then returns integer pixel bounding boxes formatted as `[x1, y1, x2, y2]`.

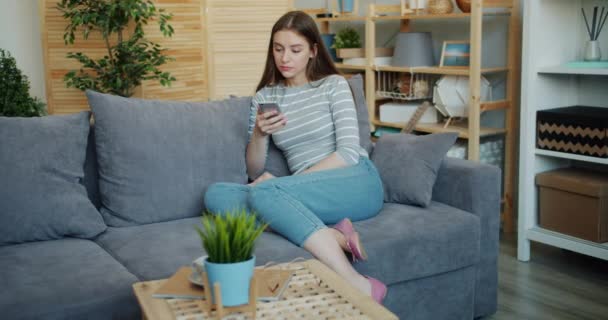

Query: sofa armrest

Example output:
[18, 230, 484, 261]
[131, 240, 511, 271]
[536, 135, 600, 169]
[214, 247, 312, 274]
[432, 157, 501, 217]
[432, 157, 501, 317]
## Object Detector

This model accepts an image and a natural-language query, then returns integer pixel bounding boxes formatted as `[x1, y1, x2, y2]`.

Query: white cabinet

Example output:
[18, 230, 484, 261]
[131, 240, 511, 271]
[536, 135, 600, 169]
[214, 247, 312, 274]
[518, 0, 608, 261]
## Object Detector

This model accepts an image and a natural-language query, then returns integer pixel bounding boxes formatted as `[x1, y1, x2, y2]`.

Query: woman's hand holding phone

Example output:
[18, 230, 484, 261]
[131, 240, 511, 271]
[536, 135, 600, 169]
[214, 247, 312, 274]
[256, 103, 287, 136]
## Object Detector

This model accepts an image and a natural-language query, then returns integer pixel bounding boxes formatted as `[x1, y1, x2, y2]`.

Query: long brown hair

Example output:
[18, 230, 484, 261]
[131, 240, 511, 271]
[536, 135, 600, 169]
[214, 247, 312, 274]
[256, 11, 340, 92]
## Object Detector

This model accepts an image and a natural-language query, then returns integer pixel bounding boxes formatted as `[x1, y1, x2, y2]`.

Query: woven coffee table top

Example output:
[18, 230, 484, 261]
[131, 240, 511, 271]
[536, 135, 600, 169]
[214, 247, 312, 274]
[133, 259, 397, 320]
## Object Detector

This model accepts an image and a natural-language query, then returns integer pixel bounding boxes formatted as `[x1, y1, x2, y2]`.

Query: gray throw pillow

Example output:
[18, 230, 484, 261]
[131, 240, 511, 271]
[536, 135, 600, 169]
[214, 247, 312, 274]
[86, 91, 250, 227]
[371, 133, 458, 207]
[264, 74, 371, 177]
[0, 112, 107, 245]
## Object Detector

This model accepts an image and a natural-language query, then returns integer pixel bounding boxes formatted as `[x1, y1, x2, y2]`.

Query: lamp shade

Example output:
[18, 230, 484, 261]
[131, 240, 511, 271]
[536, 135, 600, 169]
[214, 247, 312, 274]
[391, 32, 435, 67]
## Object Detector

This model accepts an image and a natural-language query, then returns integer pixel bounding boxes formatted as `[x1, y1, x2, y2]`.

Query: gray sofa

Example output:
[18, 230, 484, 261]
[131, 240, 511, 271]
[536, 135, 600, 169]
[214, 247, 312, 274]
[0, 75, 500, 320]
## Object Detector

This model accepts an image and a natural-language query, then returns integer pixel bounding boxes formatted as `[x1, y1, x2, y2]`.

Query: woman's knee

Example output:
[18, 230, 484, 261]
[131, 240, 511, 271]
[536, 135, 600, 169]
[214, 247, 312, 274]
[204, 182, 249, 215]
[247, 184, 274, 210]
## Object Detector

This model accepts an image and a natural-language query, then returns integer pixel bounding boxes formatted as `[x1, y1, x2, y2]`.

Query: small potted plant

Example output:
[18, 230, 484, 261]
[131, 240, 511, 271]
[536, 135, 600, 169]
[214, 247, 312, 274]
[194, 209, 267, 306]
[334, 26, 362, 61]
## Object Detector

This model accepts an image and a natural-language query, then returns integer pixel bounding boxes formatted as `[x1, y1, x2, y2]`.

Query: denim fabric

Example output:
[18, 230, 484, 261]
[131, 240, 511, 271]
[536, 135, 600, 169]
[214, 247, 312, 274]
[204, 157, 384, 246]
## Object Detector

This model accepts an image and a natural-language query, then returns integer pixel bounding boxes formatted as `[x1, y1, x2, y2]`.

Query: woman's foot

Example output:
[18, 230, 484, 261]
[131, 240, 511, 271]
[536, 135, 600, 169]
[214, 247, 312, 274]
[332, 218, 368, 262]
[352, 274, 372, 296]
[365, 276, 388, 304]
[351, 275, 387, 304]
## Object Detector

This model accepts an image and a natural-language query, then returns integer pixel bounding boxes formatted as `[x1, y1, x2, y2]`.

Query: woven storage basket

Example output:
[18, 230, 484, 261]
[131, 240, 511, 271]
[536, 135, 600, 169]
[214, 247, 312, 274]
[537, 106, 608, 158]
[456, 0, 471, 13]
[428, 0, 454, 14]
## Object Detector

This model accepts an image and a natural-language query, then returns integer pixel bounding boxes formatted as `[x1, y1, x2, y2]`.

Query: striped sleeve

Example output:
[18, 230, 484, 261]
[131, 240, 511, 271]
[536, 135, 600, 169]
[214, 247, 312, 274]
[329, 76, 361, 165]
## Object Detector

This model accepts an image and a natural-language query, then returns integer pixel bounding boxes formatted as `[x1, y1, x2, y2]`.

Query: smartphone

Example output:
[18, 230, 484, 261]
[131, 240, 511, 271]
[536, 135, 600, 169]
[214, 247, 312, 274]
[259, 102, 280, 114]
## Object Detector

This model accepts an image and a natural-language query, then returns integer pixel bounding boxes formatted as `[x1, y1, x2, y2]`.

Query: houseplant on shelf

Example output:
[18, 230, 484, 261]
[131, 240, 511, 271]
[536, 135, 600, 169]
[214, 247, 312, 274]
[0, 49, 46, 117]
[57, 0, 176, 97]
[195, 209, 267, 307]
[334, 26, 362, 63]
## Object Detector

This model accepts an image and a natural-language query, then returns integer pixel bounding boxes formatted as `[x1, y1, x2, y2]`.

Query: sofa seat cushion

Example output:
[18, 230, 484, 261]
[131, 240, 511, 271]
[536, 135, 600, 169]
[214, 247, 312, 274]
[0, 239, 139, 320]
[351, 202, 480, 285]
[95, 217, 312, 281]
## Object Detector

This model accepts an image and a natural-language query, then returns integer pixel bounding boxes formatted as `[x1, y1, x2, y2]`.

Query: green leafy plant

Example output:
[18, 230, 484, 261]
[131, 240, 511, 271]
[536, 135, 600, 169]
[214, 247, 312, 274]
[195, 209, 268, 264]
[333, 27, 362, 49]
[58, 0, 176, 97]
[0, 49, 47, 117]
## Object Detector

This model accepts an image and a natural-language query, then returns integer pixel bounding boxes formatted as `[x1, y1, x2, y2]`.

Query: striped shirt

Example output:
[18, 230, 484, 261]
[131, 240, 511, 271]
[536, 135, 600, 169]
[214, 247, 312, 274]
[248, 75, 368, 175]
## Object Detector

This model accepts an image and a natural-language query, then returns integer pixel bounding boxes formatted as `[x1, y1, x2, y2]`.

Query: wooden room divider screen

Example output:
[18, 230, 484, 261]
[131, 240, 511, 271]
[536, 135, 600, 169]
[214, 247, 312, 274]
[40, 0, 293, 114]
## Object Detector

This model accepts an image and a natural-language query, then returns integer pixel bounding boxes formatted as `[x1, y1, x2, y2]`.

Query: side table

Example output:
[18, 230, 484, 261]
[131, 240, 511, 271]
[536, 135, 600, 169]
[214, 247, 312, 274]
[133, 259, 397, 320]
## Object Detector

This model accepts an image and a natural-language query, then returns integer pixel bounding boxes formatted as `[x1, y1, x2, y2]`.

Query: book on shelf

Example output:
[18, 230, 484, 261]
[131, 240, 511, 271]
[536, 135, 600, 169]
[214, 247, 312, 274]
[152, 266, 293, 302]
[373, 126, 402, 137]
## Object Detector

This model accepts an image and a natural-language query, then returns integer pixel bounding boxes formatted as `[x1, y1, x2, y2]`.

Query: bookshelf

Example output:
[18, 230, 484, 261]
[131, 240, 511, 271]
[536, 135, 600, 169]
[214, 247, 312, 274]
[306, 0, 521, 233]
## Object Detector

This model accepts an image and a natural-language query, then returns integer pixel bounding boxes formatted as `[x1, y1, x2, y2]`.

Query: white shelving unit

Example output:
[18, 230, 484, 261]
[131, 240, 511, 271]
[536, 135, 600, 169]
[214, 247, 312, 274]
[518, 0, 608, 261]
[538, 66, 608, 76]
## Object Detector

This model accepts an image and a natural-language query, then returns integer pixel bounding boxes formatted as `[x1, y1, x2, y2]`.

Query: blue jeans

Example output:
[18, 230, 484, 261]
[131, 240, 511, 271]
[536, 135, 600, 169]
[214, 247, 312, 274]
[204, 157, 384, 247]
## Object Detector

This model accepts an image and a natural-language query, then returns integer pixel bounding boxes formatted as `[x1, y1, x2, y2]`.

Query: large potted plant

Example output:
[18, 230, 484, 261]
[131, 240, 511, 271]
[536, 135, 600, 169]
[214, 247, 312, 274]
[57, 0, 176, 97]
[0, 49, 46, 117]
[195, 209, 267, 307]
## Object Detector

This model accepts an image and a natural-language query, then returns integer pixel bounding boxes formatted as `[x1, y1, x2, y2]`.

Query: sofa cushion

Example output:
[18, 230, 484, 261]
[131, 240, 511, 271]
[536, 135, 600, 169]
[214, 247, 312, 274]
[95, 217, 312, 280]
[264, 74, 372, 177]
[0, 112, 106, 245]
[351, 202, 480, 285]
[0, 239, 139, 320]
[86, 91, 251, 226]
[371, 133, 458, 207]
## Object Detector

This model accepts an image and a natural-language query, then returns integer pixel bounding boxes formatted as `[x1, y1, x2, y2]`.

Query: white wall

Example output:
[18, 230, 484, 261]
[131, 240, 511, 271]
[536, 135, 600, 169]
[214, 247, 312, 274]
[0, 0, 46, 101]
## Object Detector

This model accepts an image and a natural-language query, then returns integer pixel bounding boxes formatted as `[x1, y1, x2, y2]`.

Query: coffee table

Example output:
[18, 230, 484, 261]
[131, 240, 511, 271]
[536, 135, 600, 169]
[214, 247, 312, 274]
[133, 259, 398, 320]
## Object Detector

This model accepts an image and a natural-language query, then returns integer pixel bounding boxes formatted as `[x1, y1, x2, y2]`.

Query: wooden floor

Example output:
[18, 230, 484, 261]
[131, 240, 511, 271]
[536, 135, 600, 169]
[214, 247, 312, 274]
[487, 233, 608, 320]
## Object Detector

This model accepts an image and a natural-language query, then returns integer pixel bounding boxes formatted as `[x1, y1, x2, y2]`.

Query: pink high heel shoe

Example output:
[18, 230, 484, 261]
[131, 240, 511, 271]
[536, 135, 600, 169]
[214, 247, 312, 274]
[333, 218, 367, 262]
[365, 276, 388, 305]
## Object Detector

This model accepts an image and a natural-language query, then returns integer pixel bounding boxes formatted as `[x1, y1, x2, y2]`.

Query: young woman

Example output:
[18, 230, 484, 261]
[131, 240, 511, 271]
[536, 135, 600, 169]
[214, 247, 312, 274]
[204, 11, 386, 304]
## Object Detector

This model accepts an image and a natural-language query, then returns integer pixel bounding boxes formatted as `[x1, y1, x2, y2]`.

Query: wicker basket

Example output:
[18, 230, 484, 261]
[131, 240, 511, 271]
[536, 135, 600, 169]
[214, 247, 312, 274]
[428, 0, 454, 14]
[456, 0, 471, 13]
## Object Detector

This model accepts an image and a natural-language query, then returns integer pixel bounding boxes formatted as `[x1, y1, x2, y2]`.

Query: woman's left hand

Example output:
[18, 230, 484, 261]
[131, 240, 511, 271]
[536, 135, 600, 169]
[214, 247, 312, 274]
[249, 172, 276, 186]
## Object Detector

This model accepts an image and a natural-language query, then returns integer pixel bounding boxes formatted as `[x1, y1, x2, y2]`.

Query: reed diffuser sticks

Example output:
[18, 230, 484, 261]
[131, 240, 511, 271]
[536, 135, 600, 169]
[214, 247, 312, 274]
[582, 6, 608, 41]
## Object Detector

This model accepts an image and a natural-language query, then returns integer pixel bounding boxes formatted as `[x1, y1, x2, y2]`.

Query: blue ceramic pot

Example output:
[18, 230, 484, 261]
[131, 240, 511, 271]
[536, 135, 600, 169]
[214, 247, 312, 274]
[204, 255, 255, 306]
[338, 0, 354, 13]
[321, 34, 339, 62]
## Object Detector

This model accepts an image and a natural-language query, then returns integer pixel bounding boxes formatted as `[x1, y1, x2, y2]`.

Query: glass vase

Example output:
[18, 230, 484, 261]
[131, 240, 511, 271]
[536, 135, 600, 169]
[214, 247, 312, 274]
[584, 40, 602, 61]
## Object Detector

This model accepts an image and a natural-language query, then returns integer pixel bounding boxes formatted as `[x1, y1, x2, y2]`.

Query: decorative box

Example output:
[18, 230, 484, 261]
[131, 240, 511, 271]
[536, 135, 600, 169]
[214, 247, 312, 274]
[379, 102, 437, 124]
[536, 106, 608, 158]
[536, 168, 608, 243]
